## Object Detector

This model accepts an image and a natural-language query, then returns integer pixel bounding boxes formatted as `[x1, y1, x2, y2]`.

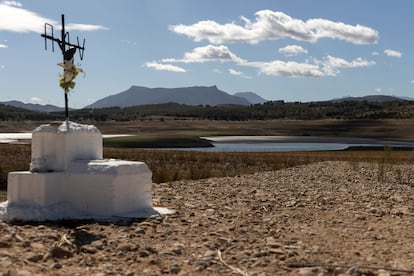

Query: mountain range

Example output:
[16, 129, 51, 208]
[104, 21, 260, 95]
[233, 92, 267, 105]
[0, 100, 65, 113]
[332, 95, 412, 102]
[85, 85, 265, 109]
[1, 85, 412, 113]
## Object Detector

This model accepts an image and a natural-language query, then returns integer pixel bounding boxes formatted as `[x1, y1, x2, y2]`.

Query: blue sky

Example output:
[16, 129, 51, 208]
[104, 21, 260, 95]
[0, 0, 413, 108]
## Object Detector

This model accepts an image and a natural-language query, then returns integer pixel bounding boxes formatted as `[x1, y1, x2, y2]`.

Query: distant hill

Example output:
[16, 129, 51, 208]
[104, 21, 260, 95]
[0, 103, 64, 121]
[86, 85, 250, 108]
[331, 95, 408, 102]
[234, 92, 268, 104]
[399, 96, 414, 101]
[2, 94, 414, 122]
[0, 100, 65, 113]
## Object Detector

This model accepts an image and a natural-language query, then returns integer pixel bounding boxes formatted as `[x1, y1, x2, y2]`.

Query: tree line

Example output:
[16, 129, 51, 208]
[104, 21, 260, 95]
[1, 100, 414, 121]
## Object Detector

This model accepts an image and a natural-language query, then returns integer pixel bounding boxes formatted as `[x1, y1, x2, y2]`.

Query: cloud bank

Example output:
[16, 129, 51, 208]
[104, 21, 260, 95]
[147, 9, 377, 78]
[170, 10, 378, 45]
[148, 44, 375, 77]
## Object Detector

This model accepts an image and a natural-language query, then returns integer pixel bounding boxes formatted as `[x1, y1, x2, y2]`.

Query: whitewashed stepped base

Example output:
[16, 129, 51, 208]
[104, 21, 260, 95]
[1, 121, 169, 221]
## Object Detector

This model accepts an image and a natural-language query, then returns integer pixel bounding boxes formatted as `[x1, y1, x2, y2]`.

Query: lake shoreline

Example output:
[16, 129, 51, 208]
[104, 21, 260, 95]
[203, 135, 414, 146]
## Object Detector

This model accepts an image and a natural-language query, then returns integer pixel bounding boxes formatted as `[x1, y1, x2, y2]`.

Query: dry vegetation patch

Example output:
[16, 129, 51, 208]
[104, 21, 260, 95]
[1, 142, 414, 191]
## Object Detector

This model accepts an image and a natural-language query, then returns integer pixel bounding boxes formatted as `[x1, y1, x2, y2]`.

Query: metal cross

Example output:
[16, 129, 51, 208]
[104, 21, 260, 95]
[41, 14, 85, 119]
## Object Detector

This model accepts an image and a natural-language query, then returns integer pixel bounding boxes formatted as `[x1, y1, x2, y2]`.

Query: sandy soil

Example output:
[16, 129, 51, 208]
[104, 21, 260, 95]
[1, 161, 413, 275]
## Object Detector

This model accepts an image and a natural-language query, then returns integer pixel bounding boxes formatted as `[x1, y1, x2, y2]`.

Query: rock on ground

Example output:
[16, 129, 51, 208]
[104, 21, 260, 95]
[0, 161, 413, 275]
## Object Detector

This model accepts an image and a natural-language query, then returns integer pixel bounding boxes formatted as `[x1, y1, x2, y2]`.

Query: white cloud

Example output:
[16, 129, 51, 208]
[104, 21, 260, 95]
[324, 55, 375, 68]
[0, 44, 7, 48]
[150, 45, 244, 74]
[156, 43, 375, 78]
[2, 0, 22, 7]
[228, 68, 251, 79]
[245, 60, 324, 77]
[185, 45, 244, 63]
[306, 18, 378, 45]
[170, 20, 254, 44]
[0, 3, 107, 33]
[66, 23, 108, 32]
[153, 44, 374, 78]
[163, 45, 245, 63]
[242, 55, 375, 78]
[279, 45, 308, 56]
[170, 9, 378, 45]
[144, 62, 186, 73]
[371, 51, 380, 56]
[384, 49, 402, 58]
[322, 55, 375, 76]
[229, 69, 242, 76]
[0, 3, 50, 33]
[29, 97, 43, 103]
[411, 80, 414, 85]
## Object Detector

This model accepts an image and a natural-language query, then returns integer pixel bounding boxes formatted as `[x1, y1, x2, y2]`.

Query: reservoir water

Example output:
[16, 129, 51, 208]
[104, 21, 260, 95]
[151, 136, 414, 152]
[1, 133, 413, 152]
[175, 142, 362, 152]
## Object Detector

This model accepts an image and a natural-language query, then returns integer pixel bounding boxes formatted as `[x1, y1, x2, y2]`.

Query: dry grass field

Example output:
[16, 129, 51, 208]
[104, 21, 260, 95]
[1, 118, 414, 191]
[1, 141, 414, 192]
[2, 118, 414, 140]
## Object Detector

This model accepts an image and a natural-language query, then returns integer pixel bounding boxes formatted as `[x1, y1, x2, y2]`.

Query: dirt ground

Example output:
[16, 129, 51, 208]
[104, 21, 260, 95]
[1, 161, 413, 275]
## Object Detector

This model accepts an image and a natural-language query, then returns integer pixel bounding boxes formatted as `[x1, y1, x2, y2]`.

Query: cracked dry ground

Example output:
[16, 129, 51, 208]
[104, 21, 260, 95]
[1, 161, 414, 276]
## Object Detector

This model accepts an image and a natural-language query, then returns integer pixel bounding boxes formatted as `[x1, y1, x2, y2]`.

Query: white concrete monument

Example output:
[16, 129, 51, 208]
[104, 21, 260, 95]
[1, 120, 169, 221]
[0, 14, 172, 221]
